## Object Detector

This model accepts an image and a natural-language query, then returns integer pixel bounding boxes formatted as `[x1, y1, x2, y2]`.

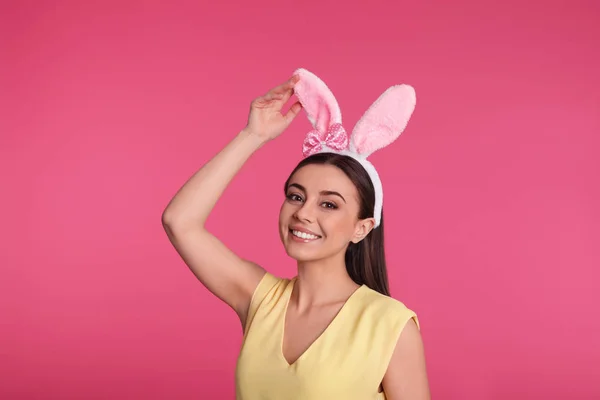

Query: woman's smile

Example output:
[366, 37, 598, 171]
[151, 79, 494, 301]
[290, 228, 322, 242]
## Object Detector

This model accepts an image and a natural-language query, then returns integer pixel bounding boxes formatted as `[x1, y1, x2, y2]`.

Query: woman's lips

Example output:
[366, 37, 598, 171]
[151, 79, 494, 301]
[289, 227, 321, 242]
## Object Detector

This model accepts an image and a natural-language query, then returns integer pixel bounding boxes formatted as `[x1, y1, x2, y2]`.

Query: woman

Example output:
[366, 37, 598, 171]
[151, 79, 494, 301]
[162, 69, 430, 399]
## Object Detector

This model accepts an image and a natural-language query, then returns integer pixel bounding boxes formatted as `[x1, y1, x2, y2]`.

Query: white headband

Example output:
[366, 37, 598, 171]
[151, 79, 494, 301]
[293, 68, 416, 227]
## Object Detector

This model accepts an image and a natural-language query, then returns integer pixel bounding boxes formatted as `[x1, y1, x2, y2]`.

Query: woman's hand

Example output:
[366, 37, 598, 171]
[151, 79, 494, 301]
[244, 74, 302, 142]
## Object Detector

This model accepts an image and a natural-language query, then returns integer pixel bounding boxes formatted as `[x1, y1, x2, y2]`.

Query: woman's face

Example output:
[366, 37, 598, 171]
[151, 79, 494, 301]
[279, 163, 373, 262]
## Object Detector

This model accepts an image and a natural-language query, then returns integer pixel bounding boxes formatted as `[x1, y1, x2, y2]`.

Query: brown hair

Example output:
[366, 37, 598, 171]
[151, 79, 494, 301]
[284, 152, 390, 296]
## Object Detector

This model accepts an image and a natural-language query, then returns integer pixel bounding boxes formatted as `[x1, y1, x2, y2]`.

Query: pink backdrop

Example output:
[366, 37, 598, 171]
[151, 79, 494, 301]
[2, 1, 599, 399]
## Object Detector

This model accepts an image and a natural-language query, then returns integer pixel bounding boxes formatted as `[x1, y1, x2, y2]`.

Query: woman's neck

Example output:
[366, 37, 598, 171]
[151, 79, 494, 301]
[293, 256, 360, 310]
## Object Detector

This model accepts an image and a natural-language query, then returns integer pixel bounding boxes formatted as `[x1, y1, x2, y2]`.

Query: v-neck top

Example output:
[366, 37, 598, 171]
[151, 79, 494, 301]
[235, 272, 420, 399]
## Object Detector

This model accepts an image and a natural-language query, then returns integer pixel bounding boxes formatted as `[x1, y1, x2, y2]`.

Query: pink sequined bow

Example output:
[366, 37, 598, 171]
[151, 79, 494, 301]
[302, 123, 349, 157]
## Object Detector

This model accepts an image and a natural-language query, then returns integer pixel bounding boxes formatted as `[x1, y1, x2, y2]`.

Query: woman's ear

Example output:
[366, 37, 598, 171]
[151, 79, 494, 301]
[351, 218, 376, 243]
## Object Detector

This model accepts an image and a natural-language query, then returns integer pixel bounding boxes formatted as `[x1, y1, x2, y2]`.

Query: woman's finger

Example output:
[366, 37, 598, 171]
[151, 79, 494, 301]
[279, 82, 297, 105]
[262, 92, 284, 103]
[268, 74, 300, 96]
[265, 75, 299, 107]
[284, 101, 303, 125]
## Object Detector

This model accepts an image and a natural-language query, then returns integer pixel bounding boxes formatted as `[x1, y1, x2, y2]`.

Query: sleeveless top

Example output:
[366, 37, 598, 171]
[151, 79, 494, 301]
[235, 272, 420, 399]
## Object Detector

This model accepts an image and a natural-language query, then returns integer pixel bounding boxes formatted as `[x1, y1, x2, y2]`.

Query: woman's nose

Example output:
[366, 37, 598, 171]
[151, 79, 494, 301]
[293, 203, 315, 223]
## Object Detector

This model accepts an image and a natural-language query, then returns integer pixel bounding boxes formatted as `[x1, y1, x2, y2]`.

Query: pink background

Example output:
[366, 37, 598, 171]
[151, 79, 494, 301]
[2, 1, 599, 399]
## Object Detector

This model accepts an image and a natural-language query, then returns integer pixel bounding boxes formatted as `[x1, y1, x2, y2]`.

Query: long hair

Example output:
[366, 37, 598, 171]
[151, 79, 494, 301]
[284, 152, 390, 296]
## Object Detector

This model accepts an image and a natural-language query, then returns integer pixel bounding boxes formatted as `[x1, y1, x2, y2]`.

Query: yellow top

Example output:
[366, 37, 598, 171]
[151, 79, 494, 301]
[236, 272, 420, 399]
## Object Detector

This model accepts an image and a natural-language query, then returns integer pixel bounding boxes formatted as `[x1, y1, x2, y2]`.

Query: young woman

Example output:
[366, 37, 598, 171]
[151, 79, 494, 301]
[162, 70, 430, 399]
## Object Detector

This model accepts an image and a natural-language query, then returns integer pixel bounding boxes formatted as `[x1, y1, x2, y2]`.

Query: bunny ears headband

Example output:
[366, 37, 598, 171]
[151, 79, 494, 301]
[292, 68, 416, 228]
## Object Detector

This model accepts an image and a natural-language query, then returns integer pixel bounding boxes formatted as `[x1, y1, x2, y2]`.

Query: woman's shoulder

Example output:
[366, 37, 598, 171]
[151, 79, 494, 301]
[359, 284, 416, 311]
[243, 272, 292, 335]
[250, 271, 291, 303]
[357, 285, 420, 330]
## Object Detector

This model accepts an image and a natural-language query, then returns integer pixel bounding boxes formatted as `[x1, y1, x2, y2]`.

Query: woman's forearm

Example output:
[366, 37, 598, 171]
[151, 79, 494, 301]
[162, 128, 267, 229]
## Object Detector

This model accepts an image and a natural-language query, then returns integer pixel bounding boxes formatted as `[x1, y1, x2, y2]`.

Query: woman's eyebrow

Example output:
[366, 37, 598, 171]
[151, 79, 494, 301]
[320, 190, 346, 203]
[288, 183, 305, 192]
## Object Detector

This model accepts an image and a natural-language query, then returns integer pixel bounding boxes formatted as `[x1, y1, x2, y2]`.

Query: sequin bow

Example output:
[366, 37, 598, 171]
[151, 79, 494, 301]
[302, 123, 349, 157]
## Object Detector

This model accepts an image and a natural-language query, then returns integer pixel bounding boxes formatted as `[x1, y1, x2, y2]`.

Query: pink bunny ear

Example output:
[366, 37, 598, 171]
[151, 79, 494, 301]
[350, 84, 416, 157]
[293, 68, 342, 134]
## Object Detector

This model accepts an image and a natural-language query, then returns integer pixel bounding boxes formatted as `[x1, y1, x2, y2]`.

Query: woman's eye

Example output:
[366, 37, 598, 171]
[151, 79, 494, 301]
[322, 202, 338, 209]
[287, 193, 303, 202]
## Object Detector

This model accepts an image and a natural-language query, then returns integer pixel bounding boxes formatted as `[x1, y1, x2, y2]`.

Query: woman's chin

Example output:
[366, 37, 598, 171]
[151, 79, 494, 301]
[283, 245, 321, 262]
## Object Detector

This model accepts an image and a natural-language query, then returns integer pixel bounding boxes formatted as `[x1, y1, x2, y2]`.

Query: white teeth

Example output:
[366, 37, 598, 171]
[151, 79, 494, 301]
[292, 230, 319, 240]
